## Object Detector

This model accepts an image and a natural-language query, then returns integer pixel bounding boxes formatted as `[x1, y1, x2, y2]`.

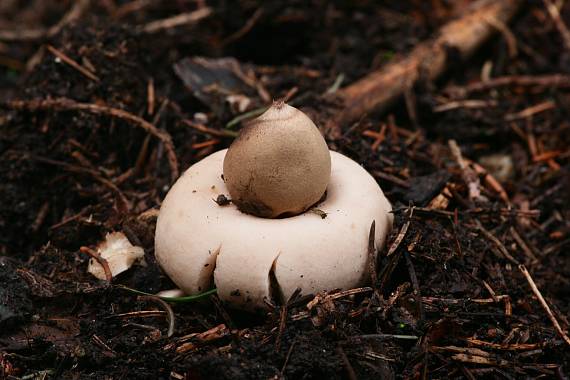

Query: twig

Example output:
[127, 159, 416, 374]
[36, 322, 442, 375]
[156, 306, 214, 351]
[504, 100, 556, 121]
[468, 159, 509, 203]
[483, 14, 517, 57]
[449, 139, 482, 202]
[0, 0, 90, 41]
[80, 246, 112, 281]
[28, 155, 129, 213]
[510, 227, 539, 263]
[49, 207, 91, 230]
[378, 208, 415, 293]
[451, 74, 570, 97]
[354, 334, 419, 340]
[31, 201, 50, 232]
[192, 139, 220, 149]
[138, 295, 175, 338]
[92, 335, 116, 356]
[434, 99, 498, 112]
[328, 287, 373, 301]
[475, 220, 520, 265]
[542, 0, 570, 50]
[140, 8, 212, 34]
[336, 346, 358, 380]
[363, 124, 387, 151]
[108, 310, 166, 319]
[404, 252, 425, 321]
[210, 294, 235, 330]
[387, 207, 414, 257]
[519, 265, 570, 346]
[47, 0, 91, 38]
[183, 119, 239, 138]
[4, 98, 179, 182]
[173, 324, 229, 353]
[335, 0, 521, 123]
[147, 78, 155, 115]
[280, 340, 296, 375]
[326, 73, 345, 94]
[275, 305, 288, 351]
[372, 170, 410, 188]
[466, 338, 543, 351]
[114, 0, 156, 19]
[307, 287, 373, 310]
[47, 45, 100, 82]
[222, 8, 263, 45]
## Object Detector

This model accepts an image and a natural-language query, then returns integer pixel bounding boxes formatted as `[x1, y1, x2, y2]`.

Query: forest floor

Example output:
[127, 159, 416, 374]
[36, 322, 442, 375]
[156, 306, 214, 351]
[0, 1, 569, 379]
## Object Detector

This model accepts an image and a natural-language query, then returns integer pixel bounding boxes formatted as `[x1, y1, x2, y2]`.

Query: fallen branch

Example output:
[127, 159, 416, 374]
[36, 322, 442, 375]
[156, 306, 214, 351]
[4, 98, 179, 182]
[335, 0, 521, 124]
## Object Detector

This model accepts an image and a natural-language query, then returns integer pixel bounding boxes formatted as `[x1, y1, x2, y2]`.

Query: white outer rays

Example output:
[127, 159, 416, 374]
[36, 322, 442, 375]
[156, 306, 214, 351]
[155, 149, 392, 310]
[88, 232, 145, 280]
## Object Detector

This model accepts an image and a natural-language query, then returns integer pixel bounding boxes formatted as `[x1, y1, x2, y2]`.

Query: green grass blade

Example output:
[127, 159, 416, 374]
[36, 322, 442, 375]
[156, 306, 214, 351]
[116, 285, 217, 303]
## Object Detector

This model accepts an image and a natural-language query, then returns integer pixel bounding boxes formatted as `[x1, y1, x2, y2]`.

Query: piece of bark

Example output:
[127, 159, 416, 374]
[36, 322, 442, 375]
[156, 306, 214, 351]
[335, 0, 522, 124]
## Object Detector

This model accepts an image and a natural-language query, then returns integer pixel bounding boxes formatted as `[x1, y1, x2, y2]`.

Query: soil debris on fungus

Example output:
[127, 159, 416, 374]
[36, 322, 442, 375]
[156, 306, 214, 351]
[214, 194, 231, 206]
[0, 1, 569, 379]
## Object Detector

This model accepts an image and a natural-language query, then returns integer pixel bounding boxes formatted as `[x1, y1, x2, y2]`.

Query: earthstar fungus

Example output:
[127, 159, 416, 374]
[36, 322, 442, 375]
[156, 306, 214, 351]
[155, 103, 393, 310]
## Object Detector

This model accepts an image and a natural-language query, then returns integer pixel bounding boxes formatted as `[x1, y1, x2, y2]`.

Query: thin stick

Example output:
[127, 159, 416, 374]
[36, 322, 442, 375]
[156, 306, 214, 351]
[31, 201, 50, 232]
[5, 98, 179, 182]
[47, 0, 91, 38]
[483, 14, 517, 57]
[0, 0, 90, 41]
[114, 0, 155, 19]
[449, 140, 481, 202]
[468, 159, 509, 203]
[183, 119, 239, 138]
[387, 207, 414, 257]
[336, 0, 521, 123]
[355, 334, 419, 340]
[475, 220, 520, 265]
[80, 246, 112, 281]
[147, 78, 155, 115]
[504, 100, 556, 121]
[542, 0, 570, 50]
[336, 346, 358, 380]
[110, 310, 166, 319]
[280, 340, 296, 375]
[138, 295, 175, 338]
[47, 45, 99, 82]
[275, 305, 287, 351]
[519, 265, 570, 346]
[404, 252, 425, 321]
[222, 8, 263, 45]
[29, 155, 130, 213]
[141, 8, 212, 34]
[453, 74, 570, 96]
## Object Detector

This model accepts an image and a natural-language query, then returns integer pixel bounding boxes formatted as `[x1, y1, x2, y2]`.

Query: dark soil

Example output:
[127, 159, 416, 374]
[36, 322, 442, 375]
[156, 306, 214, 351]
[1, 1, 569, 379]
